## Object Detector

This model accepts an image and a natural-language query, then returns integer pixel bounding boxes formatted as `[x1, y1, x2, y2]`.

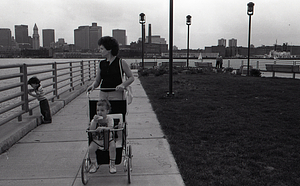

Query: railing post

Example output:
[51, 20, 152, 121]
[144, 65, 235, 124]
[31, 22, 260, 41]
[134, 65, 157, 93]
[52, 62, 58, 100]
[20, 63, 29, 120]
[88, 61, 91, 80]
[228, 60, 230, 68]
[69, 62, 73, 91]
[81, 60, 84, 85]
[94, 60, 97, 77]
[257, 61, 259, 69]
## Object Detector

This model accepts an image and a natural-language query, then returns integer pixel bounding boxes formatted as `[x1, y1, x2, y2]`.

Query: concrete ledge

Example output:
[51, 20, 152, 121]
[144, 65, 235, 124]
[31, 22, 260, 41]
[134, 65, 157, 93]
[0, 118, 37, 153]
[0, 81, 93, 154]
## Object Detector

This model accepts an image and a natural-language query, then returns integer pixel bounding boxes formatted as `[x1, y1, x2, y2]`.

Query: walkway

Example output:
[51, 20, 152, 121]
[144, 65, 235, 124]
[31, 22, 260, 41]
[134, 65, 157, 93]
[0, 70, 185, 186]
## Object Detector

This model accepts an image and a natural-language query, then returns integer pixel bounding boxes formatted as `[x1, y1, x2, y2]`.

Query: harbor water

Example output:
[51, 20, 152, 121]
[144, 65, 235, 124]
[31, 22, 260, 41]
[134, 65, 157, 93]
[1, 57, 300, 78]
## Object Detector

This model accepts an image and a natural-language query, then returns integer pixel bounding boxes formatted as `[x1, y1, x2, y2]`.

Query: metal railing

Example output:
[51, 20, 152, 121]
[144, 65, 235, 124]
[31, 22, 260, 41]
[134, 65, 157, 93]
[0, 60, 98, 126]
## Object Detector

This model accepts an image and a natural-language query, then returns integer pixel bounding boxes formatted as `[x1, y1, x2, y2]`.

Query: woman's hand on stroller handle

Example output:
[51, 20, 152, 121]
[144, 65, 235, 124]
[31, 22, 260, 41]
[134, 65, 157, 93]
[116, 84, 126, 91]
[86, 85, 94, 95]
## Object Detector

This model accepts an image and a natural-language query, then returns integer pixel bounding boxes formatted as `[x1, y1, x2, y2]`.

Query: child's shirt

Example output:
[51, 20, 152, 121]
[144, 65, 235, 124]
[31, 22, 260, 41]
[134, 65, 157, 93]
[34, 85, 46, 101]
[91, 115, 114, 140]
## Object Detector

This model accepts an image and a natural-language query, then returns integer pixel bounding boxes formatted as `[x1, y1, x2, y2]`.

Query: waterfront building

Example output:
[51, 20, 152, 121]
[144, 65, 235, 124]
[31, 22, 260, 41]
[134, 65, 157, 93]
[113, 29, 126, 46]
[141, 35, 166, 45]
[205, 45, 226, 57]
[229, 38, 237, 47]
[15, 25, 29, 44]
[218, 38, 226, 47]
[42, 29, 55, 48]
[32, 24, 40, 49]
[74, 23, 102, 51]
[74, 26, 89, 51]
[0, 28, 11, 47]
[89, 23, 102, 51]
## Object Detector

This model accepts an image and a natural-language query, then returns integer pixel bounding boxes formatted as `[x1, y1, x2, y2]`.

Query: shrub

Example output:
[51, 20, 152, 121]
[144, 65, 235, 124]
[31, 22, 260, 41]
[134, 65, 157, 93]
[250, 69, 261, 77]
[155, 67, 168, 76]
[138, 68, 149, 76]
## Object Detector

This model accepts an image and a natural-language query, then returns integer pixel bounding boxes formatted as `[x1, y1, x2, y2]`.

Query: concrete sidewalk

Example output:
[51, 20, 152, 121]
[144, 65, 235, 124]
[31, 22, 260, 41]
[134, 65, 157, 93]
[0, 70, 185, 186]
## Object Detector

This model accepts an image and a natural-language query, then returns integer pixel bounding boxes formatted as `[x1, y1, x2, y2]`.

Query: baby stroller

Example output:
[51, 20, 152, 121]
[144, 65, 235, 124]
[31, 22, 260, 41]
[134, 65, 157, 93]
[81, 89, 132, 185]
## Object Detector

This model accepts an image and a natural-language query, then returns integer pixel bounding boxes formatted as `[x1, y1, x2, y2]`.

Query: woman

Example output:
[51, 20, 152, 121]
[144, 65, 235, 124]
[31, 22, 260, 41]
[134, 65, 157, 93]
[87, 36, 134, 100]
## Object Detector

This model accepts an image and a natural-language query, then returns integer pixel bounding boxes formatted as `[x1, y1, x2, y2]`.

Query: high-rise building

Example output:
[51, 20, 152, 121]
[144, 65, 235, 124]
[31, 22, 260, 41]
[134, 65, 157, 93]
[74, 26, 89, 50]
[32, 23, 40, 49]
[113, 29, 126, 46]
[42, 29, 55, 48]
[218, 38, 226, 47]
[229, 38, 237, 47]
[74, 23, 102, 51]
[15, 25, 29, 44]
[0, 28, 11, 47]
[89, 23, 102, 50]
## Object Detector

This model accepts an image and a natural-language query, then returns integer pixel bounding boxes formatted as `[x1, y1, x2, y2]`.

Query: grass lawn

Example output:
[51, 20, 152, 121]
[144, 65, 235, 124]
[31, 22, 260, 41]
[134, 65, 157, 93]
[139, 71, 300, 186]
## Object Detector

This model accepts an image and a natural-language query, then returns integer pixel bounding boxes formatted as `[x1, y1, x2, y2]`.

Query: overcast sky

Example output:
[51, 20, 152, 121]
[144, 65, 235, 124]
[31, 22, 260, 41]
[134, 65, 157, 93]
[1, 0, 299, 49]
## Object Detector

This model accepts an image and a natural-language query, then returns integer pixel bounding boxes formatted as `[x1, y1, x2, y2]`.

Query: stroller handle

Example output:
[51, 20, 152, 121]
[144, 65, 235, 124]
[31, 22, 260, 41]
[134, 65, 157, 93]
[86, 128, 123, 133]
[87, 88, 118, 95]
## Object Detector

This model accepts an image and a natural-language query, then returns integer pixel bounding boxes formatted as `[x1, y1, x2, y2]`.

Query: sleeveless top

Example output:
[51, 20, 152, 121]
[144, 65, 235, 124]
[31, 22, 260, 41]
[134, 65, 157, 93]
[100, 57, 123, 92]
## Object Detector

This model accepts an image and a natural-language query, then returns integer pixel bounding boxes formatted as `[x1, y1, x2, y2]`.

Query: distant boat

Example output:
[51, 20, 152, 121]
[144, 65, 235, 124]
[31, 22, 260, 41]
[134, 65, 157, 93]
[198, 53, 202, 60]
[197, 53, 204, 62]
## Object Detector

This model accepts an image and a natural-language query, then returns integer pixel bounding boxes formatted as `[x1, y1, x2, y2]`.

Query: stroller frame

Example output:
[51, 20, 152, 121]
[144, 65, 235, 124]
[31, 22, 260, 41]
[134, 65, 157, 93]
[81, 89, 132, 185]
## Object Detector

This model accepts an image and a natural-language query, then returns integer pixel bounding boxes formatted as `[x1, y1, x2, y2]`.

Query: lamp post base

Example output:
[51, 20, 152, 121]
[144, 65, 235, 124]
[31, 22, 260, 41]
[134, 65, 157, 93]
[166, 91, 175, 97]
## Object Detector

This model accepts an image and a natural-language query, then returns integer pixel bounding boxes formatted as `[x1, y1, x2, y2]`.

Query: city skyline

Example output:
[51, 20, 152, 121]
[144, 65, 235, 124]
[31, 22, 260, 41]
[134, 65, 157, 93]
[1, 0, 300, 49]
[1, 23, 296, 51]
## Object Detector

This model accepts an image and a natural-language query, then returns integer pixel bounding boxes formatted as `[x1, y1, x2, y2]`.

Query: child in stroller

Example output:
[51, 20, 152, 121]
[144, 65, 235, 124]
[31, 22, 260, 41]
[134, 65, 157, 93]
[88, 99, 117, 174]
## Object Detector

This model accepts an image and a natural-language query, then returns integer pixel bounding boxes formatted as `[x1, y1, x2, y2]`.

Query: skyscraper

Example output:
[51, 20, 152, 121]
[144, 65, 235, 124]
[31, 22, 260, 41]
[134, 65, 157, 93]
[32, 23, 40, 49]
[0, 28, 11, 47]
[89, 23, 102, 50]
[42, 29, 55, 48]
[74, 23, 102, 51]
[112, 29, 126, 46]
[229, 38, 237, 47]
[218, 38, 226, 47]
[15, 25, 29, 44]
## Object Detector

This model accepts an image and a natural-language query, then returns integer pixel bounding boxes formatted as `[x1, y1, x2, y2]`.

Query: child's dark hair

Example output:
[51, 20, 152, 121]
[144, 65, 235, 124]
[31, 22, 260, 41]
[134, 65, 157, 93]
[97, 99, 111, 112]
[28, 76, 40, 85]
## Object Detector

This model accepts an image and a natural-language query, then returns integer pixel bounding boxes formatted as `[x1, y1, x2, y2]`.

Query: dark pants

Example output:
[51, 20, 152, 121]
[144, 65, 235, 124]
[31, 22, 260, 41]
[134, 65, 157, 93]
[40, 99, 52, 123]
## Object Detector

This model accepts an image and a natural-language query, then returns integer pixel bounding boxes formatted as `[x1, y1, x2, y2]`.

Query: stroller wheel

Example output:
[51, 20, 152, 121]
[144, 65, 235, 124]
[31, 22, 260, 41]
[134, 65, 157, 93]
[127, 145, 132, 184]
[81, 158, 90, 185]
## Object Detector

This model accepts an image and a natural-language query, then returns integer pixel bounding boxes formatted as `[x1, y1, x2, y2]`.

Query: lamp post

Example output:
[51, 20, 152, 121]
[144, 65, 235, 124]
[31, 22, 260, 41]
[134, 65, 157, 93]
[167, 0, 174, 97]
[247, 2, 254, 76]
[186, 15, 191, 68]
[139, 13, 146, 69]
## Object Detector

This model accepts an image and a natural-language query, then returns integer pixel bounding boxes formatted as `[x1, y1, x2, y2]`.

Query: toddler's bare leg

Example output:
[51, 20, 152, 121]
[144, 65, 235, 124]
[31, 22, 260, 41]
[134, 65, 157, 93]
[109, 141, 116, 160]
[89, 141, 98, 163]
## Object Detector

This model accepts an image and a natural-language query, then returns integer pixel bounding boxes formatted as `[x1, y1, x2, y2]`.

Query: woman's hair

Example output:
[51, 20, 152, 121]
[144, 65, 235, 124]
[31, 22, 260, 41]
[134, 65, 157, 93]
[28, 76, 40, 85]
[97, 99, 111, 112]
[98, 36, 119, 56]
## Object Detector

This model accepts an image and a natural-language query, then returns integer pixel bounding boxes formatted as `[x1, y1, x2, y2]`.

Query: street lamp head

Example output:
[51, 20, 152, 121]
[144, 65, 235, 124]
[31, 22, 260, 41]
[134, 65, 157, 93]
[139, 13, 146, 24]
[186, 15, 192, 25]
[247, 2, 255, 15]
